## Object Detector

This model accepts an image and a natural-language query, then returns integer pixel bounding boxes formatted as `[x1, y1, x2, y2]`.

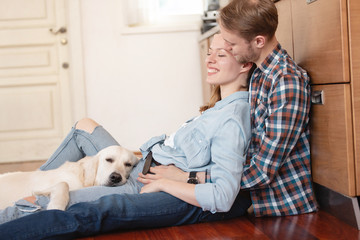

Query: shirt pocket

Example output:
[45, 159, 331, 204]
[181, 129, 211, 168]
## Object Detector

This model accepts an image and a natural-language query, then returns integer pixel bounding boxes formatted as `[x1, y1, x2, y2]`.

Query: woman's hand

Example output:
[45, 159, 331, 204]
[137, 164, 188, 184]
[139, 178, 201, 207]
[140, 179, 166, 194]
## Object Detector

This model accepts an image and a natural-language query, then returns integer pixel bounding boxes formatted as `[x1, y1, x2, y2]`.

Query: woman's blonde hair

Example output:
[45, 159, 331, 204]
[199, 64, 256, 113]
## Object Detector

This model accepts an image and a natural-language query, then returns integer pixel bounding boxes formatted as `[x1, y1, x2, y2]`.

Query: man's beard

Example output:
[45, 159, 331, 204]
[238, 45, 258, 64]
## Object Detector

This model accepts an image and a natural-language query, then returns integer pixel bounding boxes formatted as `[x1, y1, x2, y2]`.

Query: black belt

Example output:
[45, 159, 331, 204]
[142, 151, 161, 175]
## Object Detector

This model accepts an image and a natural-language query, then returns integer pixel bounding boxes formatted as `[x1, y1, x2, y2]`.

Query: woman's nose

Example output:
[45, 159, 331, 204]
[206, 53, 215, 64]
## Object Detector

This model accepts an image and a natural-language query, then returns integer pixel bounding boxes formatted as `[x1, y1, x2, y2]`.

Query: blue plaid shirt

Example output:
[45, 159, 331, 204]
[242, 43, 318, 216]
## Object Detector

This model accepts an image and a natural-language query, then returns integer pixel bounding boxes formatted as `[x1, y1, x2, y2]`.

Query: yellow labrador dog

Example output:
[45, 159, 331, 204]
[0, 145, 139, 211]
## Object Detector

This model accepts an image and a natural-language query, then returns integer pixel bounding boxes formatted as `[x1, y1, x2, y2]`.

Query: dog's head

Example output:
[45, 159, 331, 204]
[94, 145, 139, 187]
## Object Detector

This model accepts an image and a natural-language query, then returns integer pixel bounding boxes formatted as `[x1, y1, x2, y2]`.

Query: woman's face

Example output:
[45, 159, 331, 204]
[206, 34, 244, 86]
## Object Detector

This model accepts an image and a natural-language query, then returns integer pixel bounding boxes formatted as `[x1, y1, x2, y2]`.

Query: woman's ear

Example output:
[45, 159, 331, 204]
[239, 62, 254, 73]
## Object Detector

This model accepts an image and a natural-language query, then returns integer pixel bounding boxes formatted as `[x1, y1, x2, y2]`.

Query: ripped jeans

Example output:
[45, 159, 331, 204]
[0, 124, 144, 224]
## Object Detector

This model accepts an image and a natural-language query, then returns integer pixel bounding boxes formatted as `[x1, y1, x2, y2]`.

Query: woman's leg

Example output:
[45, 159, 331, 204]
[0, 159, 146, 225]
[0, 118, 121, 224]
[0, 191, 251, 239]
[40, 118, 119, 170]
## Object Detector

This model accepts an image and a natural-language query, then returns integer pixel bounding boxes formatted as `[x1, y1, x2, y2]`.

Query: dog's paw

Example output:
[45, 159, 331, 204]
[33, 182, 70, 211]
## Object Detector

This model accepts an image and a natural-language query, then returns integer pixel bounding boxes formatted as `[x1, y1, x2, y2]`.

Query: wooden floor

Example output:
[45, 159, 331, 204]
[79, 210, 360, 240]
[2, 161, 360, 239]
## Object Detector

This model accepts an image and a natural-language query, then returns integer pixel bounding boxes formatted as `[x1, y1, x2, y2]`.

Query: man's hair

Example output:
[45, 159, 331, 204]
[219, 0, 278, 42]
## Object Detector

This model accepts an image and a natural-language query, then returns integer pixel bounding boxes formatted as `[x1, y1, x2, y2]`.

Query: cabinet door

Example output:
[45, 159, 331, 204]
[292, 0, 350, 84]
[348, 0, 360, 195]
[275, 0, 294, 58]
[310, 84, 355, 196]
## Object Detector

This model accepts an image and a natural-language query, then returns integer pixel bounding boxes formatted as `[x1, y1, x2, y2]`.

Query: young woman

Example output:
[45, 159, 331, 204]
[0, 35, 255, 236]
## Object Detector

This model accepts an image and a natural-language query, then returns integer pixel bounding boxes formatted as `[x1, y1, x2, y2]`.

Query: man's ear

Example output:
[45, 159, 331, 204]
[253, 35, 265, 49]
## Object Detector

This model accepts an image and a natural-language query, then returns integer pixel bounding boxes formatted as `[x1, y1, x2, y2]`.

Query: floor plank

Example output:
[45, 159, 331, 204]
[0, 160, 45, 173]
[79, 210, 360, 240]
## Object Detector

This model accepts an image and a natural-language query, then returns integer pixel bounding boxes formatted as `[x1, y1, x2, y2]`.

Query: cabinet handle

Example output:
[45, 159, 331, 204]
[307, 0, 318, 4]
[311, 90, 324, 105]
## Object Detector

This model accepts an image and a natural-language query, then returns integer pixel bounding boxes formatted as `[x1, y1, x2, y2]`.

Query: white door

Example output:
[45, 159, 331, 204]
[0, 0, 74, 163]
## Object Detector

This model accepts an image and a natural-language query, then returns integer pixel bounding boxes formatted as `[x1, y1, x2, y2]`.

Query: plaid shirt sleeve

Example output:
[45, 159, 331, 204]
[241, 61, 311, 190]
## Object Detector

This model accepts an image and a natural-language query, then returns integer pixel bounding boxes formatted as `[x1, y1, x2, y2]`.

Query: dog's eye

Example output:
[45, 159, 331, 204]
[125, 163, 132, 167]
[106, 158, 114, 163]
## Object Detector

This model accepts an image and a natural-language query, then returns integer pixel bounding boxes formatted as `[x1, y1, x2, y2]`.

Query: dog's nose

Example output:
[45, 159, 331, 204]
[110, 172, 122, 184]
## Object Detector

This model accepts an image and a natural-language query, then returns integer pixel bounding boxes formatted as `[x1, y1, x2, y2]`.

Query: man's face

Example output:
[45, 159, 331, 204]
[220, 25, 259, 64]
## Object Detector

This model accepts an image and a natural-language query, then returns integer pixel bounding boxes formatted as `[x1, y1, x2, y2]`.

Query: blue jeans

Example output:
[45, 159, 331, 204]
[40, 124, 120, 170]
[0, 124, 252, 239]
[0, 124, 139, 224]
[0, 191, 251, 240]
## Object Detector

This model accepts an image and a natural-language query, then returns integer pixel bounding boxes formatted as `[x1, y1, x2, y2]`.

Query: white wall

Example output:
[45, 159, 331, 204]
[80, 1, 203, 151]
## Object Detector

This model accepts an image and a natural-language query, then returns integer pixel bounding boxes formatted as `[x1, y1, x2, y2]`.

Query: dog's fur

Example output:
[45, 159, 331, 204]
[0, 145, 139, 210]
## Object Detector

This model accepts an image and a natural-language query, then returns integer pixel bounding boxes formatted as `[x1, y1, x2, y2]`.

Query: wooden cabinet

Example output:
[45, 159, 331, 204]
[282, 0, 360, 197]
[348, 0, 360, 195]
[292, 0, 350, 85]
[310, 84, 355, 196]
[274, 0, 294, 58]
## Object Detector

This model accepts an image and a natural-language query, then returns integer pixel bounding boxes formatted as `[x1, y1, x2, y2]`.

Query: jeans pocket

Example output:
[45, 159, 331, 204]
[15, 199, 42, 213]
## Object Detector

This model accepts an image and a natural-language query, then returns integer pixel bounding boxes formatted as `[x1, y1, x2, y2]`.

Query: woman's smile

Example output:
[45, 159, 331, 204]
[207, 67, 219, 76]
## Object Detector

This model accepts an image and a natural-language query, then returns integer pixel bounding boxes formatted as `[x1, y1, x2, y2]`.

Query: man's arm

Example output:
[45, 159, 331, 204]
[241, 73, 311, 189]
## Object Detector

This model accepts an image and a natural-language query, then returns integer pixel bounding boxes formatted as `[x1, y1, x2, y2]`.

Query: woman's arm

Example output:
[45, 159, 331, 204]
[139, 115, 250, 212]
[140, 178, 200, 207]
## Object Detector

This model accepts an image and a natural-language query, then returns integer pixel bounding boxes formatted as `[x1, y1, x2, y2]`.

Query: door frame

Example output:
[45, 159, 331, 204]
[67, 0, 87, 122]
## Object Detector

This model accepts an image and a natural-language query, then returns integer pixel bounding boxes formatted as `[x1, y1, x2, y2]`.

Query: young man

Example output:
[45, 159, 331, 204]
[219, 0, 317, 216]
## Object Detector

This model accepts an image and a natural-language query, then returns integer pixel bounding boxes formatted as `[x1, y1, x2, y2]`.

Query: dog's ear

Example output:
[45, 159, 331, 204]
[132, 154, 140, 166]
[79, 156, 98, 187]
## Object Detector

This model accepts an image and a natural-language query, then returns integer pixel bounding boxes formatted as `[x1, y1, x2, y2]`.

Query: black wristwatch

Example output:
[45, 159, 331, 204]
[187, 171, 199, 184]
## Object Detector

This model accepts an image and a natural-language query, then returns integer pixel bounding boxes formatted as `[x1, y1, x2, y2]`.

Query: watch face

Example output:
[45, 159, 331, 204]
[188, 178, 199, 184]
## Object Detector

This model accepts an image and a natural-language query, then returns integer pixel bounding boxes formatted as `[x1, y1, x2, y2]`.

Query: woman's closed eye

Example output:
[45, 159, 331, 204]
[207, 50, 227, 57]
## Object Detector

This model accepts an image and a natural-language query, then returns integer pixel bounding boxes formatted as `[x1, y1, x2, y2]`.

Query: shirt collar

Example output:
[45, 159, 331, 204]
[213, 91, 249, 110]
[257, 43, 282, 75]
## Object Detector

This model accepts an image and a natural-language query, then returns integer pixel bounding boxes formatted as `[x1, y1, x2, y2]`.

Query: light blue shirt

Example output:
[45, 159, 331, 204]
[140, 91, 251, 213]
